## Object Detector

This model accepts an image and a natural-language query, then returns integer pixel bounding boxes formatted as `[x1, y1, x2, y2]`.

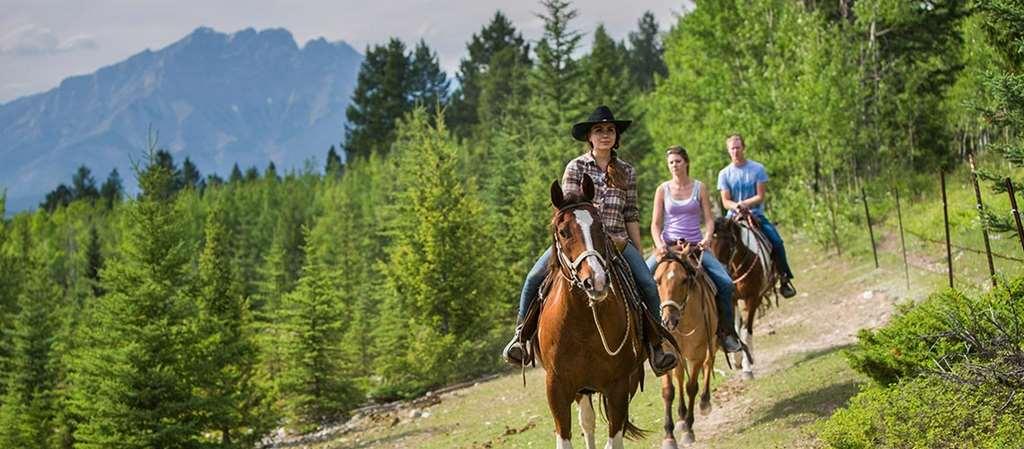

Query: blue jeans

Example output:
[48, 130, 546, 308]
[518, 243, 663, 321]
[646, 251, 735, 329]
[755, 213, 793, 279]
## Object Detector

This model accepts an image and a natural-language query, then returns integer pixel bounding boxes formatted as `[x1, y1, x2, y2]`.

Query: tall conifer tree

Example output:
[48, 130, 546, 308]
[68, 155, 202, 449]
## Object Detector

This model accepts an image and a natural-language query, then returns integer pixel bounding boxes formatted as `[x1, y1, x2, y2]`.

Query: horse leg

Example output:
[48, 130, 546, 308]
[577, 394, 597, 449]
[673, 364, 688, 440]
[733, 300, 744, 369]
[603, 383, 630, 449]
[660, 374, 679, 449]
[681, 359, 699, 444]
[547, 382, 574, 449]
[741, 304, 756, 380]
[699, 355, 714, 416]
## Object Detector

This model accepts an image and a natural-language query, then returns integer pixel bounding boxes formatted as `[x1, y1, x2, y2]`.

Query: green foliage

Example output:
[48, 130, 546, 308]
[0, 245, 62, 449]
[195, 205, 275, 447]
[824, 277, 1024, 448]
[818, 377, 1024, 449]
[530, 0, 584, 138]
[67, 157, 204, 449]
[275, 228, 360, 428]
[625, 11, 667, 92]
[449, 11, 531, 136]
[372, 109, 501, 398]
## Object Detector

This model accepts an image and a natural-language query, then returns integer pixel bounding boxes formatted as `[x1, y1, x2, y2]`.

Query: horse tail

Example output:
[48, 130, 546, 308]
[623, 418, 647, 441]
[600, 394, 648, 441]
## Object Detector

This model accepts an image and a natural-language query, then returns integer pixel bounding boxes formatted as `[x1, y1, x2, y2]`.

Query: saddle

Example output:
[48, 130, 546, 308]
[731, 211, 780, 301]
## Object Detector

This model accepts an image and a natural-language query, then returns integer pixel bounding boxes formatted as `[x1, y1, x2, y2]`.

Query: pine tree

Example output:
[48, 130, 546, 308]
[68, 156, 203, 449]
[409, 39, 450, 109]
[448, 11, 531, 135]
[530, 0, 584, 139]
[41, 184, 73, 212]
[99, 168, 124, 209]
[229, 164, 243, 183]
[182, 158, 201, 190]
[276, 227, 359, 428]
[626, 11, 667, 92]
[154, 150, 184, 193]
[71, 165, 100, 202]
[374, 109, 498, 397]
[195, 205, 274, 448]
[344, 38, 413, 159]
[243, 166, 260, 183]
[265, 161, 279, 181]
[0, 247, 62, 449]
[325, 145, 344, 178]
[975, 0, 1024, 232]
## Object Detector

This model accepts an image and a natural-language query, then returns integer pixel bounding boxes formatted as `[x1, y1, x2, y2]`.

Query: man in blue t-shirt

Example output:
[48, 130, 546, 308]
[717, 134, 797, 298]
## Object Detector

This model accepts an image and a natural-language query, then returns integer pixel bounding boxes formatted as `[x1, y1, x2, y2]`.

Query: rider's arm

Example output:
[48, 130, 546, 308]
[650, 184, 666, 250]
[740, 182, 767, 209]
[700, 185, 715, 245]
[720, 189, 740, 211]
[627, 222, 644, 251]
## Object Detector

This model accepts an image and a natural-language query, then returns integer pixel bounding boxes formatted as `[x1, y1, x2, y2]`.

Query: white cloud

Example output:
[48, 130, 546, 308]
[0, 24, 98, 56]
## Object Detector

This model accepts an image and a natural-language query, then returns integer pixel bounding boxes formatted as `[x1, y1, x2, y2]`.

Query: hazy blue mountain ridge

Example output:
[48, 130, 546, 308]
[0, 26, 362, 213]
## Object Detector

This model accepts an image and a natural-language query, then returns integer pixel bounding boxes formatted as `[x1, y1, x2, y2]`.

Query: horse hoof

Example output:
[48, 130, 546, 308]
[699, 399, 712, 415]
[681, 431, 695, 445]
[674, 421, 688, 436]
[742, 371, 755, 381]
[661, 438, 679, 449]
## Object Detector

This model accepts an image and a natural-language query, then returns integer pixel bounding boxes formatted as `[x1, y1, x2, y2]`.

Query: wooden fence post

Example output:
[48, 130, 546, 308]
[895, 187, 910, 289]
[968, 155, 997, 287]
[941, 171, 954, 289]
[861, 186, 879, 269]
[1007, 177, 1024, 255]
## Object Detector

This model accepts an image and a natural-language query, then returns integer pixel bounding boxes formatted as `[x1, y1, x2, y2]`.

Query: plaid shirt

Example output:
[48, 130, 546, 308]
[561, 151, 640, 242]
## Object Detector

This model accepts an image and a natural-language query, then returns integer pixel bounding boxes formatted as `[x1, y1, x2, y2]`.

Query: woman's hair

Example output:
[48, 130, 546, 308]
[583, 125, 627, 189]
[666, 145, 690, 175]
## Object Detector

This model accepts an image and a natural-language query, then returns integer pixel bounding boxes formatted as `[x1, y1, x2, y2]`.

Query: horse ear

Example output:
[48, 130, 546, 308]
[581, 174, 595, 202]
[551, 180, 565, 208]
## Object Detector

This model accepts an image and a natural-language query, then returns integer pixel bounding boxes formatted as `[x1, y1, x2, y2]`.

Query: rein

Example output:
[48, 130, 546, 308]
[551, 205, 632, 357]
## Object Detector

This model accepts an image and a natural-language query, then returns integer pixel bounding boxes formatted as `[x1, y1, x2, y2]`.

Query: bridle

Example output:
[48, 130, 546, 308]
[655, 248, 702, 316]
[551, 202, 631, 357]
[552, 203, 611, 303]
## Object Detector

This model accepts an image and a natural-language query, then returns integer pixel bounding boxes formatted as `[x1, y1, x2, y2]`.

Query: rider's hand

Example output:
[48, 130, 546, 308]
[698, 238, 711, 250]
[655, 244, 668, 258]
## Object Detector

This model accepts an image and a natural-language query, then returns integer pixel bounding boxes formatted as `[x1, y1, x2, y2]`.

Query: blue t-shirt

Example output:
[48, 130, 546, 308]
[717, 160, 769, 215]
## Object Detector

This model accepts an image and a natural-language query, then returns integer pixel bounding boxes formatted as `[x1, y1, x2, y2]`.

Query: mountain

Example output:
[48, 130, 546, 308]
[0, 26, 363, 214]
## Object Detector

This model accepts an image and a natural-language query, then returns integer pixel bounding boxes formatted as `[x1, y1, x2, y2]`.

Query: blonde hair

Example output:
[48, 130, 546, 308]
[726, 134, 745, 147]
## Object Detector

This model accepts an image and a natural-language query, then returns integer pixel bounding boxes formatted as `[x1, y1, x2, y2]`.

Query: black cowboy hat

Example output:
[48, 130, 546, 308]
[571, 105, 632, 142]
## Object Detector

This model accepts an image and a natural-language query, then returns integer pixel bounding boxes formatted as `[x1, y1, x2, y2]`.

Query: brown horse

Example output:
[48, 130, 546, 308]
[653, 244, 717, 448]
[711, 213, 774, 380]
[537, 175, 646, 449]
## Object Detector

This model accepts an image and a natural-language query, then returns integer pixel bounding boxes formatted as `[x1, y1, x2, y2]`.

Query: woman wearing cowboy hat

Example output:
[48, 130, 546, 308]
[503, 105, 678, 376]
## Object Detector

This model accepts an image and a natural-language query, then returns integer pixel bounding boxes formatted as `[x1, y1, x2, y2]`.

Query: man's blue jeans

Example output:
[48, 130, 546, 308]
[755, 213, 793, 279]
[646, 250, 735, 328]
[518, 243, 662, 321]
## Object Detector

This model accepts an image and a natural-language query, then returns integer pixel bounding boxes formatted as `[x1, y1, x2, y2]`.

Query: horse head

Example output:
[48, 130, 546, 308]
[710, 216, 740, 263]
[549, 174, 611, 303]
[653, 242, 701, 331]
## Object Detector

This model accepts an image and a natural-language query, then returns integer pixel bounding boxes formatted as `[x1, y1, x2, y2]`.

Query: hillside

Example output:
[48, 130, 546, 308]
[266, 233, 975, 449]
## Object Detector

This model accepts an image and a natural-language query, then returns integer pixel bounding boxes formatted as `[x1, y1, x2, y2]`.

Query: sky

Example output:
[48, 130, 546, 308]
[0, 0, 694, 104]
